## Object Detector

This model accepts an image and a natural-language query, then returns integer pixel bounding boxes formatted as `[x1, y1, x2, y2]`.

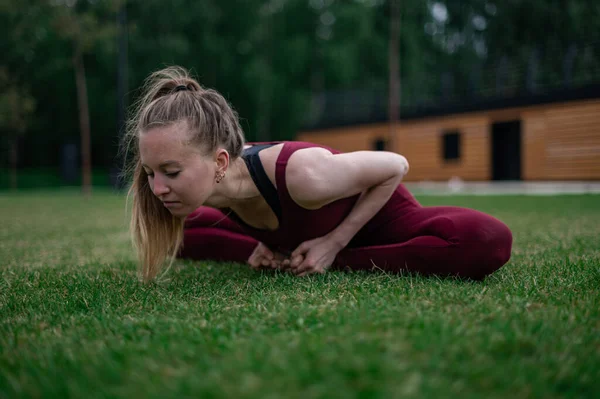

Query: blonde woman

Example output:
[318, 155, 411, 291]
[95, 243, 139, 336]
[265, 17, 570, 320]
[123, 66, 512, 281]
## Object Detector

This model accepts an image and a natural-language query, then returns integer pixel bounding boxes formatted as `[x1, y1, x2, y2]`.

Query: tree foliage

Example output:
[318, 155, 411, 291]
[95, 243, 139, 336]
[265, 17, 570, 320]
[1, 0, 599, 179]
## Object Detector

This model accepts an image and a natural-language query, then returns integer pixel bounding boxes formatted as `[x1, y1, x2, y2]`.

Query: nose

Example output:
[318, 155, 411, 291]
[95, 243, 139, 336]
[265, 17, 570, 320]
[151, 175, 170, 197]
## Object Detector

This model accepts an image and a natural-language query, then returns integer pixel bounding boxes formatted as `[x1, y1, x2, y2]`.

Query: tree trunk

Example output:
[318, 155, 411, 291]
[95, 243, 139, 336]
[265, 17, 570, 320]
[73, 47, 92, 197]
[388, 0, 401, 153]
[9, 137, 18, 190]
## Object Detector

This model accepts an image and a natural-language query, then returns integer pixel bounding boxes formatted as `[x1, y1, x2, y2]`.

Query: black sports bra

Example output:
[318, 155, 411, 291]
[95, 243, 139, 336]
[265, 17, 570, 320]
[240, 144, 282, 221]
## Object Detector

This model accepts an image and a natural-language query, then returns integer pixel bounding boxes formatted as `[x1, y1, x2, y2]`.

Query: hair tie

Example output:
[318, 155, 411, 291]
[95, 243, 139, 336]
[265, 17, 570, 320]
[174, 85, 188, 92]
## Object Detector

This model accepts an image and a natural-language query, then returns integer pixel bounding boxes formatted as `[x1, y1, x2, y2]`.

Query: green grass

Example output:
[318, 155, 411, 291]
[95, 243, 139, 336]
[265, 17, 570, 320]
[1, 190, 599, 398]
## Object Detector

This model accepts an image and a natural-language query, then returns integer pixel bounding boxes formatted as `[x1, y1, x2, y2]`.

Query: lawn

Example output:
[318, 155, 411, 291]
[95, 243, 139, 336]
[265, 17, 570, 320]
[1, 190, 599, 398]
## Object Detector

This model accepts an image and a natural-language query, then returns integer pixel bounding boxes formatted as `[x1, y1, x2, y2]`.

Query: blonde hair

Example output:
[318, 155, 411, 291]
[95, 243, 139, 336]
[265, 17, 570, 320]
[121, 66, 245, 281]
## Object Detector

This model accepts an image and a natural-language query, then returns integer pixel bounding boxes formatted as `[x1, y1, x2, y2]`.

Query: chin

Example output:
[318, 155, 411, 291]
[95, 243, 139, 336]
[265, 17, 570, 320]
[174, 211, 191, 219]
[166, 207, 190, 218]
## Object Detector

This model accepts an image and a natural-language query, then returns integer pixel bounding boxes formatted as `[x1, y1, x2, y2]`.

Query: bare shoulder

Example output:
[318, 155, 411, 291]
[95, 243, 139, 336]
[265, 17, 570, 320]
[286, 147, 334, 209]
[251, 144, 332, 209]
[255, 145, 332, 193]
[287, 146, 333, 168]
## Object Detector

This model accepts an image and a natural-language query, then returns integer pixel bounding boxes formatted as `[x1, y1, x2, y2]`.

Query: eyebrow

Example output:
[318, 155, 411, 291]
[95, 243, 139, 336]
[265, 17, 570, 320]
[141, 161, 181, 168]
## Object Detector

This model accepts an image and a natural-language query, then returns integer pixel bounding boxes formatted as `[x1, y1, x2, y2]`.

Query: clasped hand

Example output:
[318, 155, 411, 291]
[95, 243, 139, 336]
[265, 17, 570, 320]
[247, 235, 343, 277]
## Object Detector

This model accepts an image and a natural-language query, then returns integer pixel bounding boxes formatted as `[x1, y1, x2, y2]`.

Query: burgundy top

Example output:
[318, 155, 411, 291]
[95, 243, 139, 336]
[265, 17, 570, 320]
[226, 141, 420, 255]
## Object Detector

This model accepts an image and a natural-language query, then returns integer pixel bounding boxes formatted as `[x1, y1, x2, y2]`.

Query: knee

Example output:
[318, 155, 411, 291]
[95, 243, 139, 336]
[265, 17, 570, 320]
[482, 224, 512, 275]
[452, 211, 513, 279]
[184, 207, 241, 232]
[471, 218, 513, 279]
[184, 207, 220, 228]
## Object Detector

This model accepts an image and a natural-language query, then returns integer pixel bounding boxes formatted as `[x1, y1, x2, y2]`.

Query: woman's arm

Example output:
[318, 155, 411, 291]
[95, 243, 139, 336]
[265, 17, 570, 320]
[286, 148, 409, 275]
[288, 147, 409, 245]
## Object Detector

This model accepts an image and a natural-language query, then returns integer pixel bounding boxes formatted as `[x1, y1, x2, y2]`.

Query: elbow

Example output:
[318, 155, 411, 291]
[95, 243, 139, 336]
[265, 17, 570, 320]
[397, 154, 409, 176]
[386, 154, 408, 185]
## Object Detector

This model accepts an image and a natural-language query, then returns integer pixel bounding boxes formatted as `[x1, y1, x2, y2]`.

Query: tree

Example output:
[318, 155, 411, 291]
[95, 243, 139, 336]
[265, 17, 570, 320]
[0, 68, 36, 190]
[0, 0, 49, 189]
[50, 0, 118, 196]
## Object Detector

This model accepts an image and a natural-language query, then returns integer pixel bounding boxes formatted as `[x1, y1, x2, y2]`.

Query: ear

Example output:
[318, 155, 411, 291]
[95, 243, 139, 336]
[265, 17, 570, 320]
[214, 148, 230, 172]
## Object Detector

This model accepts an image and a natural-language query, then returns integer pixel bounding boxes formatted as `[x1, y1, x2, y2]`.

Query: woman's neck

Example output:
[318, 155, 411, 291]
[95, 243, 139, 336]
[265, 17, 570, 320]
[203, 157, 261, 209]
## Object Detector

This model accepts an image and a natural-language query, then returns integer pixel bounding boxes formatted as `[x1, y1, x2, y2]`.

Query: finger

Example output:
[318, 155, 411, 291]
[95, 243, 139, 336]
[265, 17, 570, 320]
[253, 258, 267, 270]
[298, 259, 326, 276]
[270, 260, 282, 269]
[261, 258, 271, 267]
[293, 259, 313, 275]
[248, 244, 263, 266]
[257, 248, 272, 259]
[290, 254, 304, 268]
[281, 259, 292, 272]
[256, 243, 274, 259]
[291, 242, 308, 258]
[272, 259, 288, 271]
[296, 265, 313, 277]
[262, 247, 274, 260]
[291, 259, 310, 275]
[248, 255, 259, 269]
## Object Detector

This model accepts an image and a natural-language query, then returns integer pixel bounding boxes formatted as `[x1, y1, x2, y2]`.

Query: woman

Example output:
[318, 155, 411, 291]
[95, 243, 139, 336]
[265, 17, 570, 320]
[123, 66, 512, 282]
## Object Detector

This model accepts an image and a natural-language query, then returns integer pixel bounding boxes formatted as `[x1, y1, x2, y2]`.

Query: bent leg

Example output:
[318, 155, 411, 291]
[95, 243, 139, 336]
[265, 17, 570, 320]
[183, 206, 246, 233]
[178, 207, 258, 263]
[335, 206, 513, 280]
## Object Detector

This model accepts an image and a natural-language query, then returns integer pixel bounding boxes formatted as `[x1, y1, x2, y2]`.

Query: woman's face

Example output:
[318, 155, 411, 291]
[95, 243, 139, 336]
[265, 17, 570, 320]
[139, 123, 215, 217]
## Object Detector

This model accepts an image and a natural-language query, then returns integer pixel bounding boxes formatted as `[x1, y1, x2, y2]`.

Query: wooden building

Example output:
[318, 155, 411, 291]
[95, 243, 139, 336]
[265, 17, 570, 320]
[297, 87, 600, 181]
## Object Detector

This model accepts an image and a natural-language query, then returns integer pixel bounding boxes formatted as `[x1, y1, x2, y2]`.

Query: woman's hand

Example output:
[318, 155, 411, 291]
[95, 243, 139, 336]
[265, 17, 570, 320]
[289, 235, 344, 277]
[247, 242, 300, 271]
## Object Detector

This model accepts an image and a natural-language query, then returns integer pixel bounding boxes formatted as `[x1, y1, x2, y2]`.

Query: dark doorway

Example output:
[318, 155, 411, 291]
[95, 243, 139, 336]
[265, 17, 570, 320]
[373, 138, 387, 151]
[491, 120, 522, 180]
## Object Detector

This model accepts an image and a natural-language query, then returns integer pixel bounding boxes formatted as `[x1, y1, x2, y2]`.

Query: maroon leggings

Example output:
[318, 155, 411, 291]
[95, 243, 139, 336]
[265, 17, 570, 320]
[179, 206, 512, 280]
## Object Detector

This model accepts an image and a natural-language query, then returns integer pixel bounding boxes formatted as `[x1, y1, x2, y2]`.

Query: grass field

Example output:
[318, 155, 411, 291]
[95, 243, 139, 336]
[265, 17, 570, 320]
[1, 190, 599, 398]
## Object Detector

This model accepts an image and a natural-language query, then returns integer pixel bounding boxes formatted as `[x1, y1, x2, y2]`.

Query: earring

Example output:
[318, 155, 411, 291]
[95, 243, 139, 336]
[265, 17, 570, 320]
[215, 170, 225, 183]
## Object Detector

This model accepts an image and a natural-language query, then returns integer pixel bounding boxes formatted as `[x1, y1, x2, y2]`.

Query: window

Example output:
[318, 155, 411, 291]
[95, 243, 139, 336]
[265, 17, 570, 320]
[373, 138, 387, 151]
[442, 131, 461, 161]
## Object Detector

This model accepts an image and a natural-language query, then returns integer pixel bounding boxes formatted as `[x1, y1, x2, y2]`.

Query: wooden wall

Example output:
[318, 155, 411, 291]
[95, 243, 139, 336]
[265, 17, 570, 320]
[393, 115, 490, 181]
[529, 101, 600, 179]
[297, 99, 600, 181]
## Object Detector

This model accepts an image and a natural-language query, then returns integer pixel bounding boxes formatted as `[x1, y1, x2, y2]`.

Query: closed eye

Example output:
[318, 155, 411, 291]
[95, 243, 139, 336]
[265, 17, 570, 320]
[144, 171, 179, 178]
